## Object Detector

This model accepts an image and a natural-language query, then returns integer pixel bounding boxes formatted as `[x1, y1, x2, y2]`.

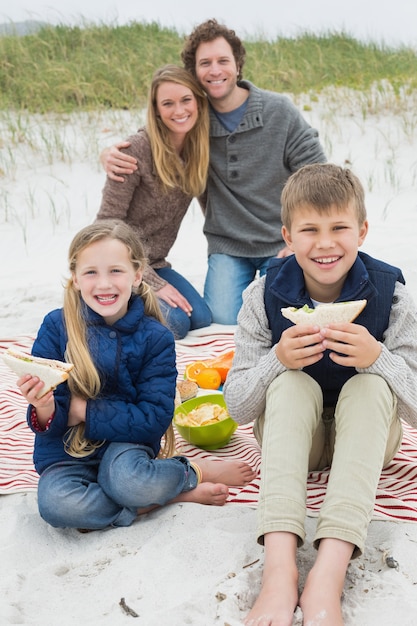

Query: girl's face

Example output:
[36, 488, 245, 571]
[72, 238, 142, 325]
[155, 81, 199, 139]
[282, 202, 368, 302]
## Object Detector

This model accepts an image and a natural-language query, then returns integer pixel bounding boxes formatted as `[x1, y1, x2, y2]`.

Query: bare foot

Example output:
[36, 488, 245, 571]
[299, 571, 344, 626]
[196, 458, 256, 486]
[172, 482, 229, 506]
[244, 562, 299, 626]
[299, 538, 352, 626]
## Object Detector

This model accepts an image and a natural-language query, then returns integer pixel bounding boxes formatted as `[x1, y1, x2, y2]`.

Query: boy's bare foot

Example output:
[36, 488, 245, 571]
[244, 563, 299, 626]
[299, 538, 353, 626]
[173, 482, 229, 506]
[196, 458, 256, 486]
[245, 532, 299, 626]
[300, 572, 344, 626]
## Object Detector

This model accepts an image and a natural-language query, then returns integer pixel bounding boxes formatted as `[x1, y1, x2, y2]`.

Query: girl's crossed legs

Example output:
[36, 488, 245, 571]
[38, 443, 255, 530]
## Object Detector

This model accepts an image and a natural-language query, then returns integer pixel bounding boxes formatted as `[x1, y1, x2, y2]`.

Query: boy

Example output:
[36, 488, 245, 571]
[223, 163, 417, 626]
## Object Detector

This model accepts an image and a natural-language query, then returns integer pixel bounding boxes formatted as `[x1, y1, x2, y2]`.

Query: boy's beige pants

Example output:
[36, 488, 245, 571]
[254, 370, 402, 556]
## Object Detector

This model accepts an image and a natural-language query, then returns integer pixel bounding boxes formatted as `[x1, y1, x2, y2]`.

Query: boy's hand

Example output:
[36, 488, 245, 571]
[320, 323, 382, 368]
[275, 325, 325, 369]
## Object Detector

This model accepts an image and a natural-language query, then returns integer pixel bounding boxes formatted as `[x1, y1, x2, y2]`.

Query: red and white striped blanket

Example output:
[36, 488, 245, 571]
[2, 330, 417, 522]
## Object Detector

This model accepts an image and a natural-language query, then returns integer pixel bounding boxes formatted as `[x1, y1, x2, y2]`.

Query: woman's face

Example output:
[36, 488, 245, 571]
[155, 81, 199, 139]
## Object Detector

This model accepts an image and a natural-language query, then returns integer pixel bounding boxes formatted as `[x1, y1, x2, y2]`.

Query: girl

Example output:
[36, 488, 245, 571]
[17, 220, 254, 531]
[96, 64, 212, 340]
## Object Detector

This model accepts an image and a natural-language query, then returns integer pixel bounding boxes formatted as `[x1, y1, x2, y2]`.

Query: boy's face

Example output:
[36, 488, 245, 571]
[282, 202, 368, 302]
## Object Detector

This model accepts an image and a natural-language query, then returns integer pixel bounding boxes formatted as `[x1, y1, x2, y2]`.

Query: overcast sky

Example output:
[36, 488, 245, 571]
[2, 0, 417, 47]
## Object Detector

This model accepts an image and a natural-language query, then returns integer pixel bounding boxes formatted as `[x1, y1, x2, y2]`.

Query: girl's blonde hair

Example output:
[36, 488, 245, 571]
[146, 64, 210, 198]
[63, 220, 176, 459]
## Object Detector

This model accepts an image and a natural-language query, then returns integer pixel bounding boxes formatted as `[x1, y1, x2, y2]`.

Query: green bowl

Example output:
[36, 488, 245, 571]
[174, 393, 238, 450]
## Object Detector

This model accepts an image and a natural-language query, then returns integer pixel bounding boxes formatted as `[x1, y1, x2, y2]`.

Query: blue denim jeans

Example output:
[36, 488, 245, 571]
[156, 267, 212, 340]
[37, 443, 199, 529]
[204, 253, 274, 325]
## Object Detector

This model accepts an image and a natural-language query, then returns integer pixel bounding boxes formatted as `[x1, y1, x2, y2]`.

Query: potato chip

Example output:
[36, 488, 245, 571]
[175, 402, 229, 427]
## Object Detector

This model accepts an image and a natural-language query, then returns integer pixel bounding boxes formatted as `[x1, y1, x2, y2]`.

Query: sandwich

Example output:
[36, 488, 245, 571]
[281, 299, 367, 328]
[2, 348, 74, 398]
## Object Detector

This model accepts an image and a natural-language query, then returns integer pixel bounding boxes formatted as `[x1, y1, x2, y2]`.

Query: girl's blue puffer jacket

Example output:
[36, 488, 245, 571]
[26, 296, 177, 474]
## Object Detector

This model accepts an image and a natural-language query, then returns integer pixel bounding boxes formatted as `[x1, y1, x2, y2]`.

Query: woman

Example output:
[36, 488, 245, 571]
[96, 65, 212, 339]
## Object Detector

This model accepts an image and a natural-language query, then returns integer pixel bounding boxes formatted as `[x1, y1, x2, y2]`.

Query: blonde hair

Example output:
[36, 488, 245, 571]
[146, 64, 209, 197]
[281, 163, 367, 230]
[63, 220, 175, 459]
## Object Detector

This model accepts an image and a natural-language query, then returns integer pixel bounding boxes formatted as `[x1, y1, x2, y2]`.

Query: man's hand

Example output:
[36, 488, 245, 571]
[320, 323, 382, 368]
[155, 284, 193, 317]
[275, 325, 325, 369]
[276, 246, 294, 258]
[100, 142, 137, 181]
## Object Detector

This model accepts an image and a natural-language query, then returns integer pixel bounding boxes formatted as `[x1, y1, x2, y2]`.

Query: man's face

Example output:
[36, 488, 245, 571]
[194, 37, 239, 106]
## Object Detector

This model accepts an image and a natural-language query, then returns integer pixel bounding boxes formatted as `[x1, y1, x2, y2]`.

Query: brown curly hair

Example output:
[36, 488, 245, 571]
[181, 19, 246, 81]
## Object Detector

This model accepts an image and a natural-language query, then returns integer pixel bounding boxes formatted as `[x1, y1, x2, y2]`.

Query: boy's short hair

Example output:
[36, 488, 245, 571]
[181, 18, 246, 81]
[281, 163, 367, 229]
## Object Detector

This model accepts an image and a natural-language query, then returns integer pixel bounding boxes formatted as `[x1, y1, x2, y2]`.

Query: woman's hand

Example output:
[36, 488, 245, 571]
[100, 142, 137, 181]
[155, 284, 193, 316]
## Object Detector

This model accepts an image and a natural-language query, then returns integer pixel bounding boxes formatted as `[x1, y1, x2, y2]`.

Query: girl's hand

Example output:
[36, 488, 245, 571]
[275, 325, 325, 369]
[320, 323, 382, 368]
[17, 374, 55, 427]
[68, 396, 87, 427]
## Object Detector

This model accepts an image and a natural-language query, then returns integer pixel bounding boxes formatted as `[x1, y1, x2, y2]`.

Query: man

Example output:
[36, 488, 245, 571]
[101, 19, 327, 324]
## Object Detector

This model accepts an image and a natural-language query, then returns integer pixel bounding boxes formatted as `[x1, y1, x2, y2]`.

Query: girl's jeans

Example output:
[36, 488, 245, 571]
[37, 443, 198, 529]
[253, 371, 402, 556]
[155, 267, 212, 340]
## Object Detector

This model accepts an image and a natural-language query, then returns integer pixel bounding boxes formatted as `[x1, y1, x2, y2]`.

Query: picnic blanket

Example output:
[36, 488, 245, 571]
[1, 329, 417, 522]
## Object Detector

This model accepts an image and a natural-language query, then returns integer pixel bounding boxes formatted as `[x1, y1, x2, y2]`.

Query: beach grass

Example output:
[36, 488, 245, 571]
[1, 21, 416, 113]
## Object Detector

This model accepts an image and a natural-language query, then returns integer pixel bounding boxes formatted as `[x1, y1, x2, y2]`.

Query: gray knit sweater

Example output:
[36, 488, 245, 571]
[224, 278, 417, 430]
[203, 81, 327, 258]
[96, 129, 193, 291]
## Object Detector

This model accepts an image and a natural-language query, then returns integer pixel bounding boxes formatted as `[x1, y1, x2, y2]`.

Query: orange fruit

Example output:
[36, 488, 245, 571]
[184, 361, 207, 382]
[205, 350, 235, 383]
[195, 368, 222, 390]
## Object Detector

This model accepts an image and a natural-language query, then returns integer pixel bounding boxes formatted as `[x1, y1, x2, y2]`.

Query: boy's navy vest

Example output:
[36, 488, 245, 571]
[265, 252, 404, 406]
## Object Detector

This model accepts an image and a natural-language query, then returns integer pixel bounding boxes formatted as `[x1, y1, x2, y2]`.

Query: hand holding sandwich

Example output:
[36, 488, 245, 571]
[320, 322, 382, 368]
[17, 374, 56, 429]
[275, 324, 325, 370]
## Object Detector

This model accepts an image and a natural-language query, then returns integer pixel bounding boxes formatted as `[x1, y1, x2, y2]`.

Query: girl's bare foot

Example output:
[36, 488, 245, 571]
[196, 458, 256, 486]
[173, 482, 229, 506]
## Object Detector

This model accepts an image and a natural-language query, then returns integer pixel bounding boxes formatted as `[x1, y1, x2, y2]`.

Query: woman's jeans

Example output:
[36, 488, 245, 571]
[37, 443, 198, 529]
[253, 371, 403, 556]
[204, 253, 274, 325]
[156, 267, 212, 340]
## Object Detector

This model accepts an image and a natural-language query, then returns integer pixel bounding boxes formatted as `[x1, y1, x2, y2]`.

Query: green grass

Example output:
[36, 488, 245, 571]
[1, 21, 416, 113]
